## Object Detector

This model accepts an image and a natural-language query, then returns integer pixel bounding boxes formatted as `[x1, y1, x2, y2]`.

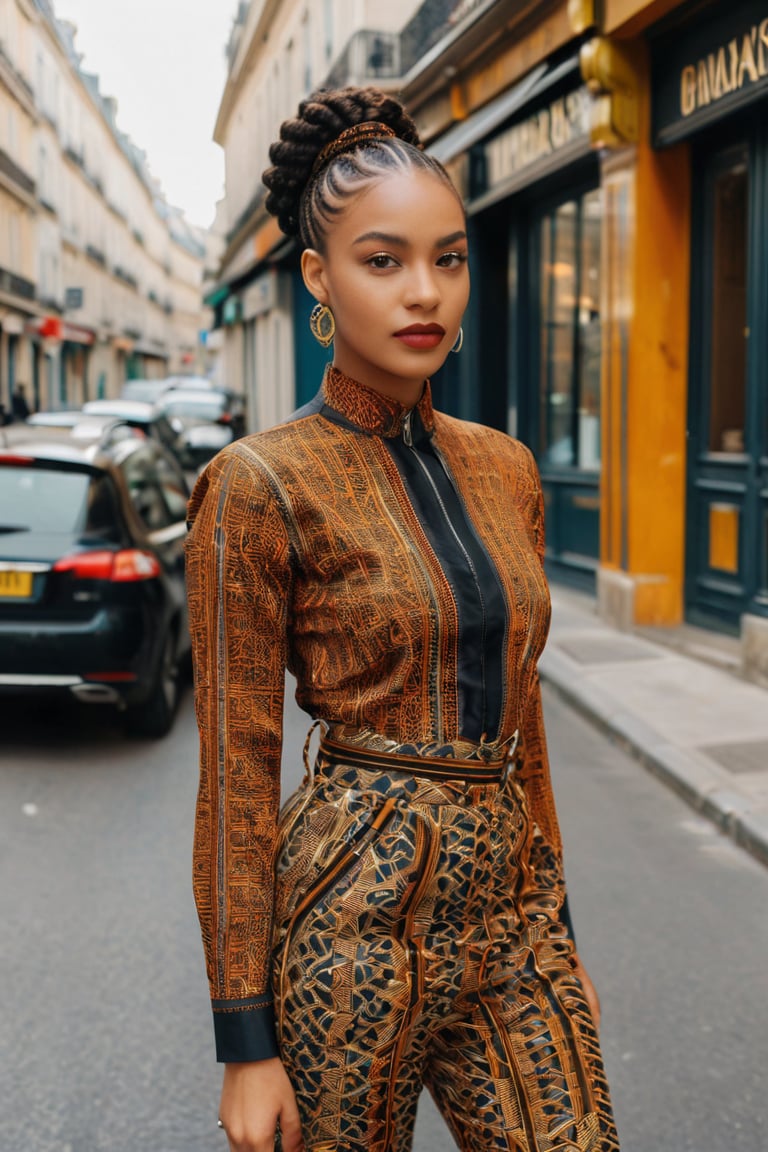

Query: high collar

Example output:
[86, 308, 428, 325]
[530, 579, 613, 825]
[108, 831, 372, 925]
[322, 364, 435, 440]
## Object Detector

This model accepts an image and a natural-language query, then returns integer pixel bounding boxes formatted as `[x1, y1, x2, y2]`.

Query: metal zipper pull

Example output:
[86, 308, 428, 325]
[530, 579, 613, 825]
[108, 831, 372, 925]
[402, 411, 413, 446]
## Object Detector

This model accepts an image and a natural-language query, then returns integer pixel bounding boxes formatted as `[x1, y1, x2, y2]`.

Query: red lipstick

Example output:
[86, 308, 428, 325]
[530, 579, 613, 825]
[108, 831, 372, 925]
[393, 323, 445, 350]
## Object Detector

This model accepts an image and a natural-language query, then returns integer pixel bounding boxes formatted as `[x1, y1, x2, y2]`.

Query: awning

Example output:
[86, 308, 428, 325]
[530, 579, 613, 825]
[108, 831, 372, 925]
[26, 317, 96, 345]
[205, 285, 230, 308]
[1, 313, 25, 336]
[429, 56, 581, 163]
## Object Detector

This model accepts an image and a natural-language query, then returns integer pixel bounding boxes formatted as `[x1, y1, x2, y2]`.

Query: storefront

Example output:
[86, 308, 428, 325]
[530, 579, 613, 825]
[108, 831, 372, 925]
[651, 0, 768, 628]
[434, 57, 603, 589]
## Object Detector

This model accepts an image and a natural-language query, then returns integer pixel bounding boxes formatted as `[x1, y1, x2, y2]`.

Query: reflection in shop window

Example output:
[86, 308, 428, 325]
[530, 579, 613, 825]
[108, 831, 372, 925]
[539, 188, 602, 469]
[709, 157, 747, 454]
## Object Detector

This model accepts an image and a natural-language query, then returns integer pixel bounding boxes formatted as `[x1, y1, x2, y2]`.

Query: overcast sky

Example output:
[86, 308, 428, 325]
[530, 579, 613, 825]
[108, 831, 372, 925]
[56, 0, 237, 228]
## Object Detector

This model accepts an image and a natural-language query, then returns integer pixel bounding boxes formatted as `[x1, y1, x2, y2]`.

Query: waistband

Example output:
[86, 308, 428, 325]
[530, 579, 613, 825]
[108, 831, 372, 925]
[318, 733, 517, 785]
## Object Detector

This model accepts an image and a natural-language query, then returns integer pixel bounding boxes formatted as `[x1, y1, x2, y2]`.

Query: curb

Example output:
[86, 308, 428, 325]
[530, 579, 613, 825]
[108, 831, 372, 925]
[539, 650, 768, 869]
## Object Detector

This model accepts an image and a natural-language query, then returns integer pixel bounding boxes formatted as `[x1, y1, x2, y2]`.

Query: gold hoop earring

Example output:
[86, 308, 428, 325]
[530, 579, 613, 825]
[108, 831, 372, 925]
[450, 327, 464, 354]
[309, 303, 335, 347]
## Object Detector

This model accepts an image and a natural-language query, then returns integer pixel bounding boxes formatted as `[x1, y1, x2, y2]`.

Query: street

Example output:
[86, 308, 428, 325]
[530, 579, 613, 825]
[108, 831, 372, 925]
[1, 681, 766, 1152]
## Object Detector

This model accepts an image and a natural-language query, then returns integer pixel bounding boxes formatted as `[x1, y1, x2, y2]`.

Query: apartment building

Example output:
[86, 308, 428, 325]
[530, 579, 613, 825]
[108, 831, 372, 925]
[0, 0, 208, 413]
[0, 0, 37, 415]
[210, 0, 425, 430]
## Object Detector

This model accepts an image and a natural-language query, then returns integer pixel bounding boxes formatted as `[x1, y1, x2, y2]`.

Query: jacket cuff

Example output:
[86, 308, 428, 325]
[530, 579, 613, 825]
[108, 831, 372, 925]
[212, 996, 279, 1063]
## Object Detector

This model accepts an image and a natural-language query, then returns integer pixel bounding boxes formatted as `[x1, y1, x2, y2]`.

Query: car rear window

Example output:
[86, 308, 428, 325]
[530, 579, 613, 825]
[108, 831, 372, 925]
[162, 396, 224, 420]
[0, 466, 119, 537]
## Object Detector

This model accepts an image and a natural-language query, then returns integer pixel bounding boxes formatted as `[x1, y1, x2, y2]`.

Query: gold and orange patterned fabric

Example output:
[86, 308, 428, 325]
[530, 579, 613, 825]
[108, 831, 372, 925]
[186, 365, 559, 1061]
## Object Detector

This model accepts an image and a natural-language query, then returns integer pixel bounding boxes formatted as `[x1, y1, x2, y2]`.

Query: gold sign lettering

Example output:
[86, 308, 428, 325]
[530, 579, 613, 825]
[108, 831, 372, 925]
[485, 87, 590, 190]
[681, 16, 768, 116]
[759, 18, 768, 75]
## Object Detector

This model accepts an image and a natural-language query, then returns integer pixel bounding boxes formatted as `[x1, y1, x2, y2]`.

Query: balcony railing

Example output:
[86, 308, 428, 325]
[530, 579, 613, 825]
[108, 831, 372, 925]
[225, 184, 266, 246]
[64, 145, 84, 168]
[0, 264, 36, 301]
[324, 29, 401, 89]
[0, 148, 35, 197]
[400, 0, 476, 74]
[113, 265, 138, 290]
[0, 42, 34, 103]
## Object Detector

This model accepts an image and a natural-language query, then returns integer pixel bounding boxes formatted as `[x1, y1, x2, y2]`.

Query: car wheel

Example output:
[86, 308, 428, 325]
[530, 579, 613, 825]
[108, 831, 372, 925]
[124, 628, 180, 739]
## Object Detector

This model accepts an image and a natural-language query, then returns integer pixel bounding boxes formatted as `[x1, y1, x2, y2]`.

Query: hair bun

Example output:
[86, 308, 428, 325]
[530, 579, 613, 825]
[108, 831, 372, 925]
[263, 87, 421, 238]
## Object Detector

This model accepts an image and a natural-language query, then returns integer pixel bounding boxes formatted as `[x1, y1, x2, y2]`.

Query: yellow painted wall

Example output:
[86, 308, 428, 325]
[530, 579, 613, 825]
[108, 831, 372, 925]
[600, 41, 691, 625]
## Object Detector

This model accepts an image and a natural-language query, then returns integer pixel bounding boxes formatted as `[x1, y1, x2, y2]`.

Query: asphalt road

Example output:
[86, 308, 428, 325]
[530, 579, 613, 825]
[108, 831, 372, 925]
[1, 681, 766, 1151]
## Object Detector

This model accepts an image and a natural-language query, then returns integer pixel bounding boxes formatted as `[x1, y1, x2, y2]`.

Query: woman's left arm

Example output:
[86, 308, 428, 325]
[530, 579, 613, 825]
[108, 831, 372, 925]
[514, 442, 601, 1029]
[518, 675, 601, 1029]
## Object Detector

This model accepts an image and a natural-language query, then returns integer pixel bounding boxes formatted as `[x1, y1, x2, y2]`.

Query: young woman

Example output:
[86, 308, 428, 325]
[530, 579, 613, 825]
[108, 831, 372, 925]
[186, 86, 619, 1152]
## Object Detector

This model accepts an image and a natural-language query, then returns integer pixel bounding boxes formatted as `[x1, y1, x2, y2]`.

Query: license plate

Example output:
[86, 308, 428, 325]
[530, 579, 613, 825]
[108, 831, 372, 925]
[0, 570, 34, 598]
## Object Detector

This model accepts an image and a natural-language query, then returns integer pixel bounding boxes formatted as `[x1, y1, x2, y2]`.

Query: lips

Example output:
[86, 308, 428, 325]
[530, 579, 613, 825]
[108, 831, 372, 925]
[393, 323, 446, 350]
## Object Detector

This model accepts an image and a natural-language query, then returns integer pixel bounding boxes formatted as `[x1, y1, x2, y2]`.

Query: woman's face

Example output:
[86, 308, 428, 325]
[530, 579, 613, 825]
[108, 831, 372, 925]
[302, 168, 470, 400]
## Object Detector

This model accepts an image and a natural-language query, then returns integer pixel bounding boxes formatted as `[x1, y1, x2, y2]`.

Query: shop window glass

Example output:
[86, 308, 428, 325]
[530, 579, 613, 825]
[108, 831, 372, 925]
[539, 189, 602, 469]
[709, 156, 747, 454]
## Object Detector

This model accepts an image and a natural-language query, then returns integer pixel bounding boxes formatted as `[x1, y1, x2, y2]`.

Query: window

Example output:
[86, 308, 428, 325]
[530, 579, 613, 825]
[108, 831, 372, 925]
[0, 467, 90, 533]
[155, 454, 188, 521]
[538, 187, 602, 470]
[302, 9, 312, 93]
[708, 152, 747, 454]
[121, 450, 171, 531]
[38, 142, 50, 204]
[84, 474, 121, 541]
[8, 204, 21, 270]
[7, 103, 18, 157]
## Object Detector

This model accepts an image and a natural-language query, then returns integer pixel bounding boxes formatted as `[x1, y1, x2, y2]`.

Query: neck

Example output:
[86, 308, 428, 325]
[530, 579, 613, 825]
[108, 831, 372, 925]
[331, 355, 424, 410]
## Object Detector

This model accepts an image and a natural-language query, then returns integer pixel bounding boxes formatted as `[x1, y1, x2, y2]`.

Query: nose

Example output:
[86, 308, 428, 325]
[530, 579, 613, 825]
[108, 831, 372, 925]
[403, 262, 441, 310]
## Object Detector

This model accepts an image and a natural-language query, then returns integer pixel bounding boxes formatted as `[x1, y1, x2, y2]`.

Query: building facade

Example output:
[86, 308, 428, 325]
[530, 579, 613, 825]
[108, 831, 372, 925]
[210, 0, 427, 428]
[209, 0, 768, 673]
[0, 0, 38, 417]
[0, 0, 208, 414]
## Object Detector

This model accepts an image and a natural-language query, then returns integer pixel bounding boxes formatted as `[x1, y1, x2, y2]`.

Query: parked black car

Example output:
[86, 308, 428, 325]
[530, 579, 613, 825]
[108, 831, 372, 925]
[0, 421, 190, 737]
[158, 388, 247, 469]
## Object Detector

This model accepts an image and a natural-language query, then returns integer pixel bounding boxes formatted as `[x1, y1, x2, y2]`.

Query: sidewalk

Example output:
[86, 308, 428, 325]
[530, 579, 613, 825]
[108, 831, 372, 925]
[540, 587, 768, 867]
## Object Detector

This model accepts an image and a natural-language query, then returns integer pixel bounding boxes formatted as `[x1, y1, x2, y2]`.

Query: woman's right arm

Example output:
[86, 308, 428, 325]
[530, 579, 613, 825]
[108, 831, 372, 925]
[219, 1060, 303, 1152]
[186, 446, 300, 1145]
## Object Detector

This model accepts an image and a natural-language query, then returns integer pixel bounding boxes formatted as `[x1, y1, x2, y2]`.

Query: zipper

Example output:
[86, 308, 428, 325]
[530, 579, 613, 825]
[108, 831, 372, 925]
[401, 413, 490, 737]
[432, 439, 511, 738]
[398, 409, 445, 738]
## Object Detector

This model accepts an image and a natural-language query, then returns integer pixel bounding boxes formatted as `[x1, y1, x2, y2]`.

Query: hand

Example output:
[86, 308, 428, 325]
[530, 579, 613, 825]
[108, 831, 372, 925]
[570, 950, 601, 1032]
[219, 1059, 304, 1152]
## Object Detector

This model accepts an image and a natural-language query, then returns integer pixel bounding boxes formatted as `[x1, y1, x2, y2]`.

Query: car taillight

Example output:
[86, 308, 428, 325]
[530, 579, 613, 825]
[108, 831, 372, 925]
[0, 453, 35, 465]
[217, 412, 232, 424]
[53, 549, 161, 581]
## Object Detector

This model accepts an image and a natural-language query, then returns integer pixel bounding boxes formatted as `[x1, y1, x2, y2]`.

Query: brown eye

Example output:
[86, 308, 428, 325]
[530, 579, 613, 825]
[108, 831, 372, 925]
[437, 252, 468, 268]
[367, 253, 398, 270]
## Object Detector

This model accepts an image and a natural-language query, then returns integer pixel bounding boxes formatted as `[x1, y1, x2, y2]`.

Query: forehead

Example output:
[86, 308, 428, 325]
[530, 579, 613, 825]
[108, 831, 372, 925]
[332, 168, 465, 241]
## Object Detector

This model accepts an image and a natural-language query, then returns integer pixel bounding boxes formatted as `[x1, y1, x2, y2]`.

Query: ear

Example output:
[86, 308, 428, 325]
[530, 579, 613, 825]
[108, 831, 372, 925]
[301, 248, 329, 303]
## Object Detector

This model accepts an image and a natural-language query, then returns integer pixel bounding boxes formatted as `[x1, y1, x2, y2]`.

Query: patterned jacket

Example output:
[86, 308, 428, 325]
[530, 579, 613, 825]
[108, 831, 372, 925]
[186, 366, 564, 1063]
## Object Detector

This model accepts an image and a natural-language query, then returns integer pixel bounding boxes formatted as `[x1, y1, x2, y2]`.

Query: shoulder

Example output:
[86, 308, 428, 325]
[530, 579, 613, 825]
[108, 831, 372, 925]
[433, 410, 540, 481]
[187, 412, 323, 526]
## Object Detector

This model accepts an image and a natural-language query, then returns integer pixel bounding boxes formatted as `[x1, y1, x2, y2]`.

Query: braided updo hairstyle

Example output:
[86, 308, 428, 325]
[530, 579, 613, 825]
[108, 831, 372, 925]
[263, 86, 460, 251]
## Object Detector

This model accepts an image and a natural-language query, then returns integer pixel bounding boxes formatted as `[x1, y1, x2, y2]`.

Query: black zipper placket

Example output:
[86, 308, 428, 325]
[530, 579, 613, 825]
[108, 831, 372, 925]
[402, 410, 490, 738]
[429, 436, 511, 740]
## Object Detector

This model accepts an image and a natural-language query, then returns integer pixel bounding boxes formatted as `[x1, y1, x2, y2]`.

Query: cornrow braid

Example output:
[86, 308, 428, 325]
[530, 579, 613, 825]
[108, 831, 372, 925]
[262, 86, 459, 251]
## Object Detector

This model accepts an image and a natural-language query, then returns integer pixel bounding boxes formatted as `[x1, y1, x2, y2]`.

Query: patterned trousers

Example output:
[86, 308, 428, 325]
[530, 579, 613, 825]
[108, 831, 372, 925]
[271, 755, 620, 1152]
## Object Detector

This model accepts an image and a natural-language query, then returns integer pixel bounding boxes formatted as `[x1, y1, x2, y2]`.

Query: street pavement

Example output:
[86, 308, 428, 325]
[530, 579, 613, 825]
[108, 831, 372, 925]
[1, 612, 767, 1151]
[541, 587, 768, 867]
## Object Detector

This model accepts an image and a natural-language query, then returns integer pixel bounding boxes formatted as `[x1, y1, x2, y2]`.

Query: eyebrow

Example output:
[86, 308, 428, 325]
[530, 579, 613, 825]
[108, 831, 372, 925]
[352, 230, 467, 248]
